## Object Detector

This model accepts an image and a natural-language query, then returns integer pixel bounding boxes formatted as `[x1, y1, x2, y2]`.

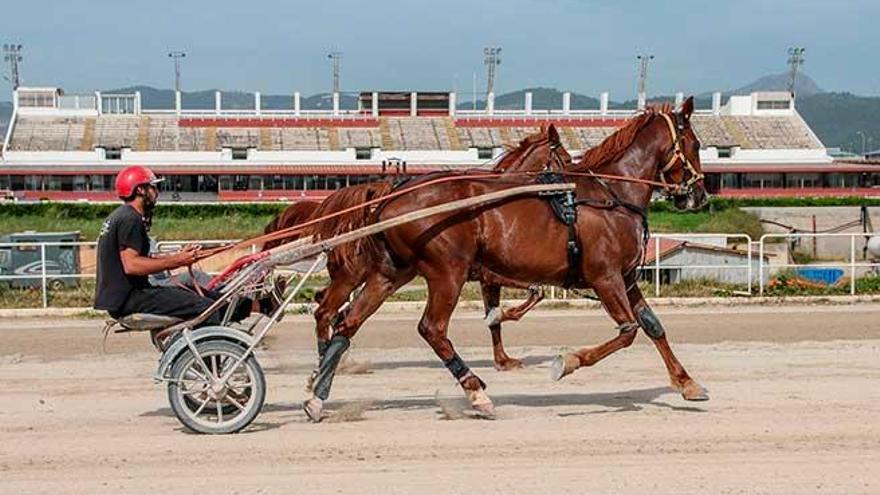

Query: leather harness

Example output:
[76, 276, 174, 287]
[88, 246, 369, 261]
[537, 111, 701, 289]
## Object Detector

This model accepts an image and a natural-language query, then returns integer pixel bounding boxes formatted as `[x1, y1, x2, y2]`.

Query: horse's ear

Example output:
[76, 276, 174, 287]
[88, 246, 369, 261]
[539, 122, 548, 133]
[547, 123, 560, 144]
[682, 96, 694, 119]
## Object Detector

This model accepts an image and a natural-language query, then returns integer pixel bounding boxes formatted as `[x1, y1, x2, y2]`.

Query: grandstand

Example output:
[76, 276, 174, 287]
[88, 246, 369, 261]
[2, 85, 872, 201]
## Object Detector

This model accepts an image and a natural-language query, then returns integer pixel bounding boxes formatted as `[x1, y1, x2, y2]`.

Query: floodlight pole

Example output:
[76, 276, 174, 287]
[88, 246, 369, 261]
[328, 52, 342, 94]
[637, 54, 654, 96]
[483, 47, 501, 97]
[787, 47, 805, 98]
[168, 51, 186, 93]
[3, 43, 23, 89]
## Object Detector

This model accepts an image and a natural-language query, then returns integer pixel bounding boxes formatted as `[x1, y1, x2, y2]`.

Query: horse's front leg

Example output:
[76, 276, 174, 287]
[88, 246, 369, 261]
[627, 285, 708, 401]
[304, 268, 415, 422]
[422, 267, 494, 415]
[551, 272, 639, 380]
[306, 269, 362, 394]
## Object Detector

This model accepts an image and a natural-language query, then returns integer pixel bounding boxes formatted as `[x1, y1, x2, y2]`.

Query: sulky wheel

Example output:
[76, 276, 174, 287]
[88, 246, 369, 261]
[166, 340, 265, 434]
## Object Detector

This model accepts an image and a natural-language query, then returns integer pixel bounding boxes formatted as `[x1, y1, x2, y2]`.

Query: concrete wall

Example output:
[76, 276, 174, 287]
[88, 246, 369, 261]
[744, 206, 879, 260]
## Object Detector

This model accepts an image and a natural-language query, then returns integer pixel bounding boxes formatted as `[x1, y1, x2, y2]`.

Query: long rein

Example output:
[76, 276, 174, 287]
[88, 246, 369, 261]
[195, 169, 677, 264]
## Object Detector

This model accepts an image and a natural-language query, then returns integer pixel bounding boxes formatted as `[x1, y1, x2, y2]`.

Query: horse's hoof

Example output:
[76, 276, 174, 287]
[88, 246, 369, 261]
[303, 397, 324, 423]
[550, 353, 580, 381]
[466, 389, 495, 417]
[676, 380, 710, 401]
[494, 357, 523, 372]
[484, 307, 502, 327]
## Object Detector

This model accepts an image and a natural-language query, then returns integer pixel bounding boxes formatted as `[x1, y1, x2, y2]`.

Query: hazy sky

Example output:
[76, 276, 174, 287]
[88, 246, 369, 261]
[1, 0, 877, 99]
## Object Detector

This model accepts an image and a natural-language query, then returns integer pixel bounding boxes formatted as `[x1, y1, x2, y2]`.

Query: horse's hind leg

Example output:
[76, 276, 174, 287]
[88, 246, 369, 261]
[498, 285, 544, 324]
[627, 285, 708, 401]
[422, 268, 494, 415]
[551, 273, 639, 381]
[480, 282, 523, 371]
[478, 269, 543, 325]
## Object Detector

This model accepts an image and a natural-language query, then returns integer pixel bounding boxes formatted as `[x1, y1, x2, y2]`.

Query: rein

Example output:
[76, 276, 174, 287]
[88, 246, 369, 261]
[198, 170, 675, 261]
[194, 116, 699, 266]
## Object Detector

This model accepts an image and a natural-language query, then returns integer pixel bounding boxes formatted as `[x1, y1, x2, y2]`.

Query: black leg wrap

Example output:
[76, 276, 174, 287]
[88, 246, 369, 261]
[636, 306, 666, 339]
[316, 339, 330, 360]
[312, 334, 350, 400]
[443, 353, 486, 389]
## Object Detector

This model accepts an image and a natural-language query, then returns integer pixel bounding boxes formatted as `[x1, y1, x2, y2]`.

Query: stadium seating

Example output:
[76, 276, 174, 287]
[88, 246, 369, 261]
[386, 118, 451, 150]
[336, 127, 382, 150]
[691, 115, 737, 148]
[147, 116, 207, 151]
[5, 113, 825, 153]
[726, 116, 821, 149]
[570, 126, 616, 149]
[216, 127, 262, 149]
[456, 126, 504, 149]
[93, 116, 139, 148]
[8, 117, 86, 151]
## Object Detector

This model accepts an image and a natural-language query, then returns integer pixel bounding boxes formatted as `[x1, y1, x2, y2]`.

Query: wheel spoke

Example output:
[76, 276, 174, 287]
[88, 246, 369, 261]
[192, 396, 209, 416]
[185, 368, 209, 382]
[210, 355, 219, 380]
[226, 394, 246, 412]
[182, 388, 208, 397]
[216, 400, 223, 423]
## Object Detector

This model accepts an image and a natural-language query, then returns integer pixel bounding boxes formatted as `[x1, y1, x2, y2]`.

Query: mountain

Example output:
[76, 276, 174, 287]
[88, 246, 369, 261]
[733, 72, 823, 97]
[798, 92, 880, 153]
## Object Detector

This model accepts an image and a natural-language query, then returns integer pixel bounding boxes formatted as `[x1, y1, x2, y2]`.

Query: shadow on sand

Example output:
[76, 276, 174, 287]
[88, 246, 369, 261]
[141, 385, 705, 431]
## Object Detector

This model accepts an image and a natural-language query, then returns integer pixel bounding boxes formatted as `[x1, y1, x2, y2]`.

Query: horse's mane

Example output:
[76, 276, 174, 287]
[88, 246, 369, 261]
[491, 129, 547, 172]
[572, 110, 660, 171]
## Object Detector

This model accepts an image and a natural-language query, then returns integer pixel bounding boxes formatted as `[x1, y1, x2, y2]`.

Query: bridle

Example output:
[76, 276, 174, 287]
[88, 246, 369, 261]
[658, 112, 704, 194]
[495, 134, 570, 173]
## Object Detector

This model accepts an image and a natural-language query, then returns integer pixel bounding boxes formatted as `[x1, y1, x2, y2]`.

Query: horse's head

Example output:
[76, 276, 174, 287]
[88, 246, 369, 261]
[493, 123, 572, 173]
[657, 96, 707, 211]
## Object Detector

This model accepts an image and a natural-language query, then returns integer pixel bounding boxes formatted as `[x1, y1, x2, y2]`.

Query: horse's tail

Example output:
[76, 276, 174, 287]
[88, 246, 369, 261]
[310, 180, 395, 274]
[261, 201, 320, 251]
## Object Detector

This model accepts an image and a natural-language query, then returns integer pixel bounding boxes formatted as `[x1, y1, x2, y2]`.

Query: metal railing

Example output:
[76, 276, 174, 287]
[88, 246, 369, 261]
[3, 232, 880, 308]
[646, 233, 754, 297]
[758, 232, 880, 295]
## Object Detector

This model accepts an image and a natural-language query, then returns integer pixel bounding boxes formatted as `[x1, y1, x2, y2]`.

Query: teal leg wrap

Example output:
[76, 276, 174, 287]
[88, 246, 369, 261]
[316, 339, 330, 360]
[313, 334, 351, 400]
[636, 306, 665, 339]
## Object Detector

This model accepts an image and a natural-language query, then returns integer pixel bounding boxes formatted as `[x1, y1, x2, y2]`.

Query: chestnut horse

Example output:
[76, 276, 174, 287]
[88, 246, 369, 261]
[262, 201, 321, 250]
[304, 97, 708, 420]
[263, 125, 572, 372]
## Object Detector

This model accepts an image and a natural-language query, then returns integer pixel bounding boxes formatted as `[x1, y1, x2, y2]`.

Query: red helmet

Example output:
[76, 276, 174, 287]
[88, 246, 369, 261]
[115, 166, 164, 199]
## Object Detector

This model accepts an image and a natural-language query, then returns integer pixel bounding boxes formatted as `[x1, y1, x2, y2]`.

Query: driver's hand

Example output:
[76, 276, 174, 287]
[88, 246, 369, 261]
[178, 244, 202, 265]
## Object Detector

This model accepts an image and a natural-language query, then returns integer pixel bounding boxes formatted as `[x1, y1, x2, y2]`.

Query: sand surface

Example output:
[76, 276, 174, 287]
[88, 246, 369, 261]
[1, 304, 879, 494]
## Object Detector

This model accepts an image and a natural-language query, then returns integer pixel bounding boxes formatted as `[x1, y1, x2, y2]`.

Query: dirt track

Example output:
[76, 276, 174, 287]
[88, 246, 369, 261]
[1, 304, 879, 494]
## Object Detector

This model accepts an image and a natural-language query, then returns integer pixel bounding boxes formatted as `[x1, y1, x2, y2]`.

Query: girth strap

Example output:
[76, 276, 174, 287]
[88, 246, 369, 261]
[536, 172, 583, 289]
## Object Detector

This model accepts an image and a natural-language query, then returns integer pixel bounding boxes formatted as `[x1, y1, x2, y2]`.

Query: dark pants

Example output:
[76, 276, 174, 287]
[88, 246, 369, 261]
[112, 286, 251, 326]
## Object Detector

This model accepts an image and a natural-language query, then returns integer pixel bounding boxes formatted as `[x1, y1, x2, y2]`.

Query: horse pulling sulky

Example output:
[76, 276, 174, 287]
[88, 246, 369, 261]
[109, 98, 709, 433]
[108, 181, 578, 434]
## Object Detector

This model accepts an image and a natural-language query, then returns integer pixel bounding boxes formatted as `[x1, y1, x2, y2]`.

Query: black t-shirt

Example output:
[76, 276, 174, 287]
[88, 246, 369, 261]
[94, 204, 151, 313]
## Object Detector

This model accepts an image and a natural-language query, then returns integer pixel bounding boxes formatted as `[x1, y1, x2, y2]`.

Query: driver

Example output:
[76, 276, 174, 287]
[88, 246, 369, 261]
[94, 166, 257, 325]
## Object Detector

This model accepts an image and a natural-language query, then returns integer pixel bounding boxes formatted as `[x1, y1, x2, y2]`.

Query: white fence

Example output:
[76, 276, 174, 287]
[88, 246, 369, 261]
[2, 232, 879, 308]
[758, 232, 880, 295]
